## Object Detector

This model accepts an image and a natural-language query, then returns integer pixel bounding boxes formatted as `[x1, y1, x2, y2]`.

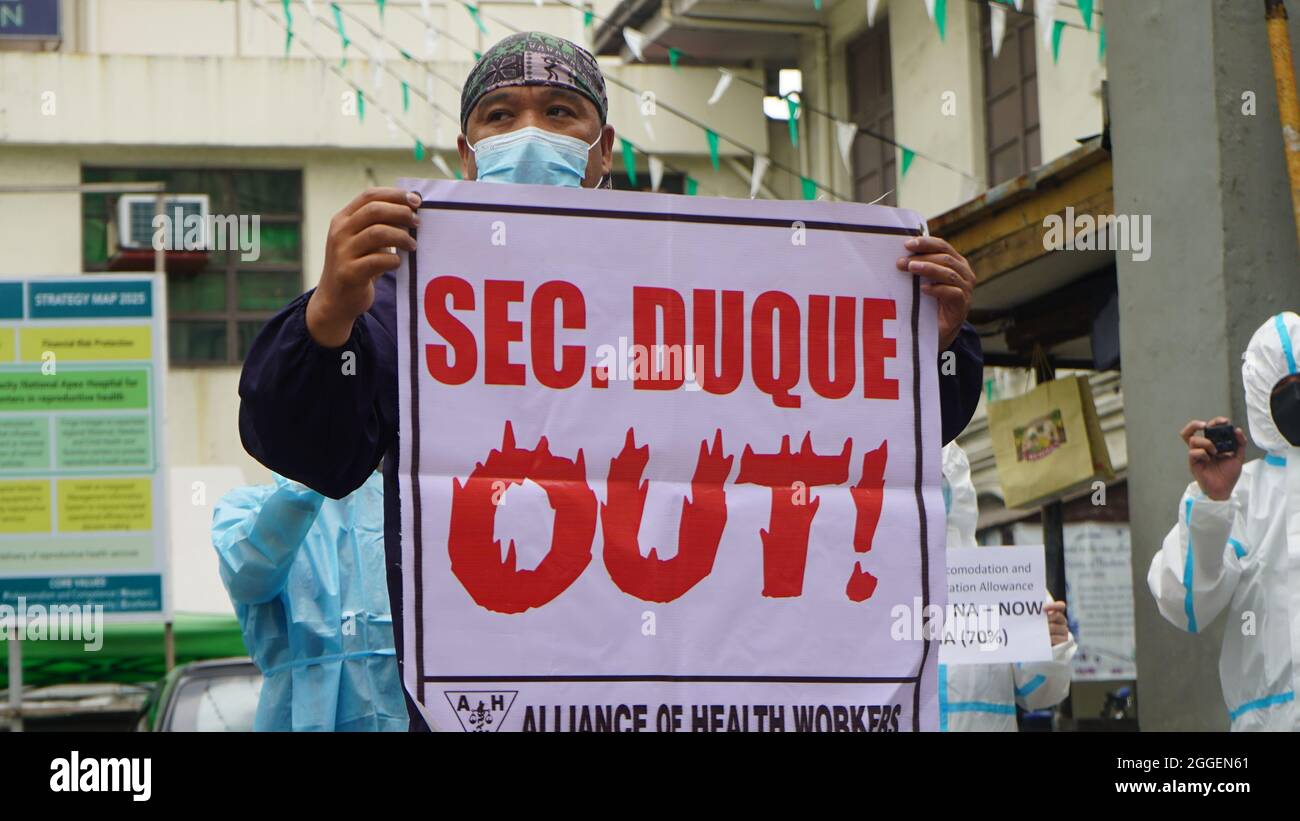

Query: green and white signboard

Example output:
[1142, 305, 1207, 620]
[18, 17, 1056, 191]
[0, 276, 169, 619]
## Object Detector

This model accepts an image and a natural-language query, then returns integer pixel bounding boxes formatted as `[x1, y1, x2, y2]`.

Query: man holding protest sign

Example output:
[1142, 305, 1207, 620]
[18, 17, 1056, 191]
[238, 31, 982, 731]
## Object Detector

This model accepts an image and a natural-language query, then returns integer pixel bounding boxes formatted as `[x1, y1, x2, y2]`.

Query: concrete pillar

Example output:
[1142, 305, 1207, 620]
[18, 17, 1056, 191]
[1110, 0, 1300, 730]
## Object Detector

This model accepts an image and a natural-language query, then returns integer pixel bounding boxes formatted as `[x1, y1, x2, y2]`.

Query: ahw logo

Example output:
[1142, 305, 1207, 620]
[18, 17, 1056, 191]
[445, 691, 517, 732]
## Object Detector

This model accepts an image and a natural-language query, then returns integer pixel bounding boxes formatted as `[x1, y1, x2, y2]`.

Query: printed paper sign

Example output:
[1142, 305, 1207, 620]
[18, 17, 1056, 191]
[1063, 522, 1137, 681]
[396, 180, 944, 732]
[0, 276, 169, 620]
[941, 545, 1052, 665]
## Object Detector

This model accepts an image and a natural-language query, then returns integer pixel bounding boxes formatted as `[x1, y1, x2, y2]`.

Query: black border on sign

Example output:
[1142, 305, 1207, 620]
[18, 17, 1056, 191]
[407, 199, 931, 730]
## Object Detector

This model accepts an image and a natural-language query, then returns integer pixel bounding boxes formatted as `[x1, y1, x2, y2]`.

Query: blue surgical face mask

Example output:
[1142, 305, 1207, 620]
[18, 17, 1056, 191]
[469, 126, 600, 188]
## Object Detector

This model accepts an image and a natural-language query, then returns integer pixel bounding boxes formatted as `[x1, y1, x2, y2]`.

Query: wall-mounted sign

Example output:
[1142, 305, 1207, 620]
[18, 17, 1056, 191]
[0, 1, 61, 40]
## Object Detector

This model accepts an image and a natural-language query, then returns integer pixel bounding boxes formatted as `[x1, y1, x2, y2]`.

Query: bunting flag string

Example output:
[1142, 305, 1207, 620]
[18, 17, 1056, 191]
[336, 1, 730, 196]
[288, 0, 1103, 200]
[467, 3, 853, 199]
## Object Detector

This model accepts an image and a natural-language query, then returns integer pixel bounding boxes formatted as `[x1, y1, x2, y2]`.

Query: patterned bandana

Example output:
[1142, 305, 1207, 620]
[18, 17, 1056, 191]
[460, 32, 609, 133]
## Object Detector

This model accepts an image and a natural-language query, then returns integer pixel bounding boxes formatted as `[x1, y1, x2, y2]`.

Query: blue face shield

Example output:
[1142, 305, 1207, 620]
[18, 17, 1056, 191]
[469, 126, 600, 187]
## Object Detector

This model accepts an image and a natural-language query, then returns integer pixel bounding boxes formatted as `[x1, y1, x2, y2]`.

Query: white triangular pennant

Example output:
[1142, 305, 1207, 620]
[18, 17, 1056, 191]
[425, 26, 439, 58]
[749, 155, 770, 199]
[623, 27, 647, 62]
[990, 2, 1007, 58]
[867, 0, 881, 27]
[425, 73, 434, 101]
[707, 70, 732, 105]
[1037, 0, 1058, 50]
[835, 120, 858, 174]
[642, 113, 656, 142]
[420, 0, 432, 21]
[303, 0, 319, 20]
[432, 153, 454, 178]
[385, 114, 397, 136]
[924, 0, 935, 20]
[648, 156, 664, 192]
[1014, 0, 1023, 10]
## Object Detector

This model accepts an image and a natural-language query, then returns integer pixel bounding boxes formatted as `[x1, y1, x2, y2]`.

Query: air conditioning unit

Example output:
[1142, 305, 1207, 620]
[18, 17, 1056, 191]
[116, 194, 211, 251]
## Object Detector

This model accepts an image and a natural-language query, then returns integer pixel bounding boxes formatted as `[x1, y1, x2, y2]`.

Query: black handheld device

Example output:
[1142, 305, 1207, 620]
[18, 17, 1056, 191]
[1204, 423, 1237, 456]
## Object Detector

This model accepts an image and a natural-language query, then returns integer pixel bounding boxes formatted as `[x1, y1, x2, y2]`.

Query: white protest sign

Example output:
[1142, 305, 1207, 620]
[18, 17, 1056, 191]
[941, 545, 1052, 664]
[395, 179, 944, 732]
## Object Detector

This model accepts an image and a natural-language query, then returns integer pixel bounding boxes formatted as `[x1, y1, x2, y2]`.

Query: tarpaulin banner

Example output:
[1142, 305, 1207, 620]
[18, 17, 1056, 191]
[395, 179, 944, 732]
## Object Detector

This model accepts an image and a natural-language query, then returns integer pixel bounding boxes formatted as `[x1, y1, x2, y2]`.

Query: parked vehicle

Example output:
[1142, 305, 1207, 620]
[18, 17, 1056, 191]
[136, 657, 261, 732]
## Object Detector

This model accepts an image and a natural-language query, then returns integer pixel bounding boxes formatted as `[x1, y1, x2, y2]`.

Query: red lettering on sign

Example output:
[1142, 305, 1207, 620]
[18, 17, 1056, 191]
[751, 291, 803, 409]
[424, 276, 476, 384]
[846, 440, 888, 602]
[737, 434, 853, 597]
[633, 286, 687, 390]
[601, 429, 733, 602]
[808, 294, 856, 400]
[484, 280, 525, 385]
[530, 280, 586, 389]
[693, 289, 744, 395]
[448, 421, 597, 614]
[862, 298, 899, 400]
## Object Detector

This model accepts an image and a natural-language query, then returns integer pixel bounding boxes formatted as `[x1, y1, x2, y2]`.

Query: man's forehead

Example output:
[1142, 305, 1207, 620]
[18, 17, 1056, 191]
[470, 86, 598, 117]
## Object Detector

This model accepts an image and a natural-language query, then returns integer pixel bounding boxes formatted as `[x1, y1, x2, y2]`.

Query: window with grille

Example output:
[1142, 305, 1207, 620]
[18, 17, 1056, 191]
[82, 168, 303, 366]
[846, 17, 896, 207]
[981, 0, 1042, 186]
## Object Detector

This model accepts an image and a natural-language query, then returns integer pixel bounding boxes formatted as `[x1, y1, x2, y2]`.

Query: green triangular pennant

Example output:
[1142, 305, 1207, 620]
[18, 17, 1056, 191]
[465, 3, 488, 35]
[402, 80, 410, 113]
[787, 97, 800, 147]
[583, 10, 593, 29]
[686, 176, 698, 196]
[706, 129, 720, 171]
[1099, 25, 1106, 61]
[331, 3, 350, 66]
[1051, 19, 1066, 64]
[813, 0, 821, 9]
[1078, 0, 1094, 31]
[935, 0, 947, 41]
[357, 89, 365, 122]
[376, 0, 386, 21]
[414, 140, 425, 161]
[473, 50, 482, 61]
[668, 47, 680, 69]
[620, 138, 637, 187]
[281, 0, 293, 56]
[901, 147, 915, 178]
[801, 177, 817, 200]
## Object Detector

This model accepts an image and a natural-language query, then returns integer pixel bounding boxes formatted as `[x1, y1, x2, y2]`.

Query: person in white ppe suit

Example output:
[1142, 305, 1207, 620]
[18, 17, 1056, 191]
[939, 442, 1077, 731]
[1148, 311, 1300, 731]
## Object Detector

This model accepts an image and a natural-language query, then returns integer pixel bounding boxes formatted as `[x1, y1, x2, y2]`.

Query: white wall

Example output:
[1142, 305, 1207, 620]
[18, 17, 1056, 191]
[1034, 0, 1108, 161]
[821, 0, 1105, 217]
